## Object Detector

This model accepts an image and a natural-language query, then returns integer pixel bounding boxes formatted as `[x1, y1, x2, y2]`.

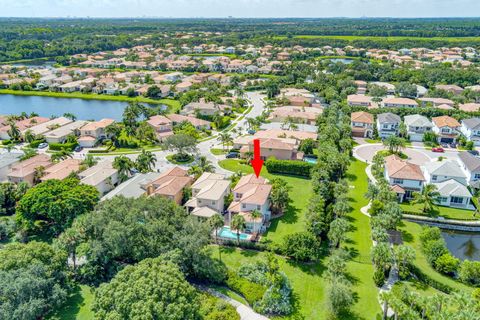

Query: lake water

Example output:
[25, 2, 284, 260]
[329, 58, 355, 64]
[0, 94, 162, 121]
[442, 230, 480, 261]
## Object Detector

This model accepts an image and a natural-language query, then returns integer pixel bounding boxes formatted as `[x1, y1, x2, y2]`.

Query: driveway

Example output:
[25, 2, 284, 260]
[354, 143, 432, 166]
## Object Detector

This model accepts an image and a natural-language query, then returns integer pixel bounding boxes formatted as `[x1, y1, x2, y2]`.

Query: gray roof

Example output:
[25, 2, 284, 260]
[0, 152, 22, 168]
[435, 179, 472, 198]
[458, 152, 480, 172]
[101, 172, 161, 200]
[423, 160, 466, 179]
[377, 112, 401, 124]
[462, 118, 480, 130]
[404, 114, 433, 128]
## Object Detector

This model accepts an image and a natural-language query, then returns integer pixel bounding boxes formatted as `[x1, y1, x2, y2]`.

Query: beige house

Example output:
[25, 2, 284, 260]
[78, 118, 115, 147]
[432, 116, 461, 144]
[145, 167, 193, 204]
[40, 159, 82, 181]
[7, 154, 53, 186]
[227, 174, 272, 234]
[185, 172, 231, 218]
[254, 129, 317, 142]
[167, 114, 211, 130]
[268, 106, 322, 125]
[382, 97, 418, 108]
[147, 115, 174, 141]
[45, 121, 87, 144]
[78, 160, 118, 195]
[234, 136, 302, 161]
[347, 94, 374, 108]
[24, 117, 72, 137]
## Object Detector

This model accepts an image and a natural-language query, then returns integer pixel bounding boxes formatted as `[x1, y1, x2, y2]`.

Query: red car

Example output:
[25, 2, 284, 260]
[432, 147, 445, 153]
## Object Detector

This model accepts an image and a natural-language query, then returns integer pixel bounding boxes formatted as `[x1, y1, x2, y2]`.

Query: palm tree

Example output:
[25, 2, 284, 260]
[198, 156, 215, 173]
[218, 132, 233, 152]
[51, 149, 73, 162]
[379, 291, 393, 320]
[113, 155, 135, 182]
[250, 209, 262, 235]
[136, 149, 157, 173]
[82, 154, 99, 168]
[188, 165, 203, 179]
[23, 129, 35, 144]
[105, 123, 122, 149]
[33, 166, 45, 184]
[231, 214, 246, 245]
[246, 118, 257, 131]
[122, 102, 142, 132]
[63, 112, 77, 121]
[7, 120, 21, 142]
[412, 183, 441, 214]
[209, 214, 224, 245]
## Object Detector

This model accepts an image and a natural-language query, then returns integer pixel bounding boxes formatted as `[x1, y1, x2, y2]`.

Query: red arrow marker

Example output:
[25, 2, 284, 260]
[251, 139, 263, 178]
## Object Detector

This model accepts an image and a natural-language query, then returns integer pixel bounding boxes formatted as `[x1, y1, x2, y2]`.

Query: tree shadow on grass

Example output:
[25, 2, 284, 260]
[47, 285, 88, 320]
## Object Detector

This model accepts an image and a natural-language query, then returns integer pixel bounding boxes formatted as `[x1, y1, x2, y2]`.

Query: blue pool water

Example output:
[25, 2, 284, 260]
[304, 156, 318, 164]
[219, 226, 249, 240]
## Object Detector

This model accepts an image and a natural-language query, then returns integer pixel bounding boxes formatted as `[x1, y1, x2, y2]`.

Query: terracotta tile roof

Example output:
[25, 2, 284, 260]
[385, 154, 425, 181]
[80, 118, 115, 131]
[351, 111, 374, 124]
[147, 115, 172, 127]
[459, 103, 480, 113]
[41, 159, 81, 181]
[149, 167, 192, 196]
[432, 116, 461, 128]
[8, 154, 52, 178]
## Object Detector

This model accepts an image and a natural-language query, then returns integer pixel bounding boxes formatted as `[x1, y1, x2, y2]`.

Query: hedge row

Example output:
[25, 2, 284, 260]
[28, 139, 45, 148]
[225, 271, 266, 305]
[48, 141, 78, 151]
[265, 157, 314, 177]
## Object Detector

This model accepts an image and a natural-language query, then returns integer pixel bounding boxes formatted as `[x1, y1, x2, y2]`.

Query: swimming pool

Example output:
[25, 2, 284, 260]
[303, 156, 318, 164]
[218, 226, 250, 241]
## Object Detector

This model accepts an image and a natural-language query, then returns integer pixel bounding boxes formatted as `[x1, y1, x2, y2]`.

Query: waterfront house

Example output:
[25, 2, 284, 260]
[78, 118, 115, 147]
[434, 179, 473, 210]
[422, 160, 467, 185]
[147, 115, 174, 141]
[432, 116, 461, 144]
[458, 152, 480, 187]
[384, 154, 425, 202]
[377, 113, 401, 139]
[403, 114, 433, 142]
[44, 121, 87, 144]
[24, 117, 73, 137]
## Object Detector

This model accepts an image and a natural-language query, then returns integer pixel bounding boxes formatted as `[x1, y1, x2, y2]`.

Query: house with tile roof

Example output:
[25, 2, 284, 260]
[460, 118, 480, 146]
[384, 154, 425, 202]
[268, 106, 322, 126]
[145, 166, 193, 204]
[227, 174, 272, 234]
[254, 129, 317, 142]
[0, 152, 22, 182]
[167, 114, 211, 130]
[404, 114, 433, 142]
[459, 103, 480, 113]
[7, 154, 53, 186]
[347, 94, 373, 108]
[382, 97, 418, 108]
[350, 111, 374, 138]
[432, 116, 461, 144]
[78, 160, 118, 195]
[40, 159, 82, 182]
[234, 136, 301, 161]
[78, 118, 115, 147]
[185, 172, 231, 218]
[147, 115, 174, 141]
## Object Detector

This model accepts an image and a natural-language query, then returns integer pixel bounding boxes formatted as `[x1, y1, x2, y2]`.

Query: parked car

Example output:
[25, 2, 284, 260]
[432, 147, 445, 153]
[467, 150, 480, 156]
[441, 143, 449, 148]
[449, 143, 457, 149]
[38, 142, 48, 149]
[247, 129, 256, 135]
[226, 152, 239, 159]
[74, 146, 83, 152]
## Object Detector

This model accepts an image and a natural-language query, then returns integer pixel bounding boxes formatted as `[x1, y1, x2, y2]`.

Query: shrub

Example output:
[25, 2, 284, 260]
[2, 139, 12, 145]
[28, 139, 45, 148]
[281, 231, 320, 262]
[419, 226, 442, 245]
[423, 239, 449, 266]
[373, 267, 385, 287]
[434, 253, 460, 275]
[48, 141, 78, 151]
[265, 157, 314, 177]
[459, 260, 480, 286]
[226, 271, 266, 305]
[199, 293, 240, 320]
[410, 265, 453, 294]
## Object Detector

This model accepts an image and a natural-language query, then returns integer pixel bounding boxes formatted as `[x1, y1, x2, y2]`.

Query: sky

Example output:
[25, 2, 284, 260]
[0, 0, 479, 18]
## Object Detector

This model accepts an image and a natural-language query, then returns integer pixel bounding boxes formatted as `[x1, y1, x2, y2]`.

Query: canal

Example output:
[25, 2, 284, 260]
[442, 230, 480, 261]
[0, 94, 164, 121]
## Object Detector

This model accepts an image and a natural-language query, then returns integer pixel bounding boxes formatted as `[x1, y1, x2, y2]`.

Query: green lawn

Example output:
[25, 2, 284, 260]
[218, 159, 312, 244]
[393, 280, 442, 297]
[0, 89, 181, 113]
[343, 159, 382, 319]
[399, 220, 473, 293]
[400, 203, 479, 220]
[47, 285, 95, 320]
[210, 245, 329, 320]
[210, 148, 227, 155]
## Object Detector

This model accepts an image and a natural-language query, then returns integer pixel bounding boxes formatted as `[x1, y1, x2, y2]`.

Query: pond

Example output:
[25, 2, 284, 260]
[0, 94, 164, 121]
[329, 58, 355, 64]
[442, 230, 480, 261]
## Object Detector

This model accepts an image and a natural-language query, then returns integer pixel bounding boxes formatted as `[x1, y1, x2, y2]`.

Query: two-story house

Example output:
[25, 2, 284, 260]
[227, 174, 272, 234]
[422, 160, 468, 185]
[350, 111, 374, 138]
[147, 115, 174, 141]
[403, 114, 433, 142]
[384, 154, 425, 202]
[382, 97, 418, 108]
[185, 172, 231, 219]
[78, 118, 115, 148]
[145, 166, 193, 204]
[432, 116, 461, 144]
[377, 113, 401, 139]
[460, 118, 480, 146]
[458, 152, 480, 187]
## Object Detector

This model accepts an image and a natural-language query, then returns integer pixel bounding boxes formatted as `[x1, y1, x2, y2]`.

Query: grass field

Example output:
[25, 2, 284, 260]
[218, 159, 312, 244]
[210, 148, 227, 155]
[47, 285, 95, 320]
[399, 220, 473, 293]
[0, 89, 181, 113]
[343, 159, 382, 319]
[400, 203, 479, 220]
